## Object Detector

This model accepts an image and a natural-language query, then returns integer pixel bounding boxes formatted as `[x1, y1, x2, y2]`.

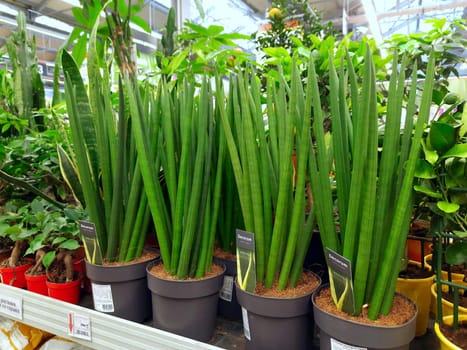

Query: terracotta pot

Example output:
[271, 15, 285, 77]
[434, 314, 467, 350]
[396, 260, 435, 336]
[406, 238, 432, 263]
[0, 258, 34, 288]
[25, 272, 48, 296]
[46, 277, 82, 304]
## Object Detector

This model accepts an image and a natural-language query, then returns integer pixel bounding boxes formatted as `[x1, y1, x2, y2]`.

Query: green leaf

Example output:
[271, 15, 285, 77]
[263, 47, 290, 58]
[42, 251, 55, 269]
[184, 22, 210, 36]
[130, 16, 150, 33]
[437, 200, 459, 213]
[72, 34, 88, 68]
[414, 159, 436, 179]
[71, 7, 88, 27]
[445, 242, 467, 265]
[166, 50, 189, 75]
[59, 239, 80, 251]
[414, 184, 443, 198]
[206, 24, 224, 36]
[453, 230, 467, 238]
[421, 140, 438, 165]
[429, 122, 457, 153]
[441, 144, 467, 159]
[52, 237, 66, 245]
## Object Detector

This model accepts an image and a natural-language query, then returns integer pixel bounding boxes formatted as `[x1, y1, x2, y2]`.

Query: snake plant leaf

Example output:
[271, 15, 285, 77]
[57, 145, 85, 207]
[437, 200, 460, 213]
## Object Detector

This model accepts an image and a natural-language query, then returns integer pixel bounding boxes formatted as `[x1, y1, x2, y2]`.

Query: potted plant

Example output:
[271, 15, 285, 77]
[21, 199, 84, 298]
[307, 43, 436, 350]
[59, 1, 159, 322]
[0, 198, 43, 288]
[213, 55, 322, 349]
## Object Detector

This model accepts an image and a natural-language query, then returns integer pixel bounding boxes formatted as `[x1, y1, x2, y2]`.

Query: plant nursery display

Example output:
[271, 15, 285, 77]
[1, 1, 467, 349]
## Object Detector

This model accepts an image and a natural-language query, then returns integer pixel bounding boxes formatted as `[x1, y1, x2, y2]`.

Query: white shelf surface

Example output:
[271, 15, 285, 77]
[0, 283, 223, 350]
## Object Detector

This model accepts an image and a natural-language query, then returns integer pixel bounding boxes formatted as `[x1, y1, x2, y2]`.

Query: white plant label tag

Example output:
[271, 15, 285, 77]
[0, 294, 22, 320]
[241, 307, 251, 341]
[219, 276, 234, 302]
[91, 283, 114, 312]
[68, 312, 91, 341]
[331, 338, 367, 350]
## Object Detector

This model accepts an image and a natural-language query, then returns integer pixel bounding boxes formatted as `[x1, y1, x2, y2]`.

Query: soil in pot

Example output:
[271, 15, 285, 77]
[314, 287, 416, 326]
[439, 319, 467, 349]
[313, 286, 417, 350]
[441, 289, 467, 309]
[398, 263, 433, 279]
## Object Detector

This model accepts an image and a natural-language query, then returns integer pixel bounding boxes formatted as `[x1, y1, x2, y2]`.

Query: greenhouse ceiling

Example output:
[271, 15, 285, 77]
[0, 0, 465, 64]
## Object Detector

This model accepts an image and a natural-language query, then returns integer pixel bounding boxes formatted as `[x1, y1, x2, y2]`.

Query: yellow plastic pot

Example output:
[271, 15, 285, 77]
[430, 282, 467, 318]
[396, 260, 435, 336]
[424, 254, 465, 281]
[434, 314, 467, 350]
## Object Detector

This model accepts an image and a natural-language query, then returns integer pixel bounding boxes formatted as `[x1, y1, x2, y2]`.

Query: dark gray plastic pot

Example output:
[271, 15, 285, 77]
[312, 284, 418, 350]
[146, 261, 225, 342]
[236, 274, 321, 350]
[213, 256, 242, 321]
[85, 253, 159, 323]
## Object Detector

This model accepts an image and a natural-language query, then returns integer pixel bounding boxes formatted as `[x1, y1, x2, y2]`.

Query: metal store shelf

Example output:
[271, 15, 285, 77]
[0, 283, 222, 350]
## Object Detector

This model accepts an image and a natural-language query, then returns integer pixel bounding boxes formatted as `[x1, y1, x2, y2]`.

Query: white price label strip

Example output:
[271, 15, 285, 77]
[331, 338, 367, 350]
[219, 276, 234, 302]
[0, 294, 22, 320]
[241, 307, 251, 341]
[91, 283, 115, 312]
[68, 312, 91, 340]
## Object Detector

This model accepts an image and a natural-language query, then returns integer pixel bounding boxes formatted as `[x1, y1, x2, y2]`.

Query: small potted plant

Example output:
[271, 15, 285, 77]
[21, 200, 84, 298]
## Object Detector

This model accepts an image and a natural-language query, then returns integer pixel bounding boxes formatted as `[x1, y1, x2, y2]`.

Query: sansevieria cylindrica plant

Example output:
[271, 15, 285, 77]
[60, 1, 151, 264]
[309, 46, 436, 318]
[215, 61, 318, 290]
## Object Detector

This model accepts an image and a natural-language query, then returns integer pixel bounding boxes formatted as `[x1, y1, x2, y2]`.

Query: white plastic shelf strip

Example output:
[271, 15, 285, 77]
[0, 283, 223, 350]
